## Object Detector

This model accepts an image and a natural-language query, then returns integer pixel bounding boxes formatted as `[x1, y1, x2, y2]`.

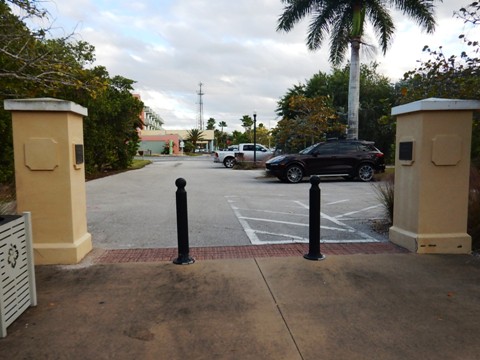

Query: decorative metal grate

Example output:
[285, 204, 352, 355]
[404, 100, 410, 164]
[0, 212, 37, 337]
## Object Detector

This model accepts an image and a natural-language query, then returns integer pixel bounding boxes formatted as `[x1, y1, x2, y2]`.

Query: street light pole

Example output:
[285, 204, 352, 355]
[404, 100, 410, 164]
[253, 111, 257, 165]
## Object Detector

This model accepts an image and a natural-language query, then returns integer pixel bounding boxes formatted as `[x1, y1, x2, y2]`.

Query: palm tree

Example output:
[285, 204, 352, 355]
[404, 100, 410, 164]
[186, 128, 205, 153]
[277, 0, 438, 140]
[218, 121, 228, 148]
[218, 121, 227, 133]
[240, 115, 254, 141]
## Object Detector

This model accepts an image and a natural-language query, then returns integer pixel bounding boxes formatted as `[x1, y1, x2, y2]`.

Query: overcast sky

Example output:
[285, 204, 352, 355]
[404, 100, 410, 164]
[40, 0, 479, 131]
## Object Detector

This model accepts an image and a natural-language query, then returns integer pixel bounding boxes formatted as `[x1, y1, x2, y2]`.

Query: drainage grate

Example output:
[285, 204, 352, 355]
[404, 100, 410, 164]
[0, 212, 37, 337]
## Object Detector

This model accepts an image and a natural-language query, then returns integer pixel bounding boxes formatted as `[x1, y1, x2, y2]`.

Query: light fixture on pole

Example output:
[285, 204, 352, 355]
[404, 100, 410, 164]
[253, 111, 257, 165]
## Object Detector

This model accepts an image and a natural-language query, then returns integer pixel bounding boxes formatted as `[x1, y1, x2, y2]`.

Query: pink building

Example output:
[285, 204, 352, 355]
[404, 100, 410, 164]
[139, 133, 182, 155]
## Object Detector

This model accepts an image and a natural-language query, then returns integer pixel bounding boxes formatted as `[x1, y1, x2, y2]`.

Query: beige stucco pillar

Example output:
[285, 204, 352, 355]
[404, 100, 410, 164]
[389, 98, 480, 254]
[4, 98, 92, 264]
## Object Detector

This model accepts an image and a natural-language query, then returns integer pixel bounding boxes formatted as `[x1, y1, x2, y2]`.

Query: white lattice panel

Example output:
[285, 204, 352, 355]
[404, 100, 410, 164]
[0, 212, 36, 337]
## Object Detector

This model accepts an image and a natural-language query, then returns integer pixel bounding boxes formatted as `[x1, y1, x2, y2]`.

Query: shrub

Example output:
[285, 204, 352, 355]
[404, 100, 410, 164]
[372, 173, 394, 224]
[0, 183, 16, 215]
[233, 159, 269, 170]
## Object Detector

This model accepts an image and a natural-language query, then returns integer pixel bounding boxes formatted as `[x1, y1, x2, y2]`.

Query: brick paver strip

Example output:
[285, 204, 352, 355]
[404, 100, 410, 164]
[96, 242, 409, 263]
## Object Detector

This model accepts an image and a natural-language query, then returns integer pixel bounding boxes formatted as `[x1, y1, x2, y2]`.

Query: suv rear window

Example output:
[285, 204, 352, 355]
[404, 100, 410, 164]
[358, 143, 376, 152]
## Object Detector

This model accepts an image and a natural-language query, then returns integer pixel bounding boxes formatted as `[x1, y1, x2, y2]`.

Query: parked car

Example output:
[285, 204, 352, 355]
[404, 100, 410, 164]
[265, 139, 385, 183]
[213, 143, 273, 168]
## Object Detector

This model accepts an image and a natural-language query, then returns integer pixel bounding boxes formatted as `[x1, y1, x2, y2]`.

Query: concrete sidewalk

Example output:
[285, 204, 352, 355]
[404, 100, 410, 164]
[2, 253, 480, 359]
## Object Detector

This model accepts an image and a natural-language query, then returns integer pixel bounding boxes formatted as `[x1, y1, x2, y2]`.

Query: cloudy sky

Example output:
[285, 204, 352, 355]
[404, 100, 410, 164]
[39, 0, 479, 131]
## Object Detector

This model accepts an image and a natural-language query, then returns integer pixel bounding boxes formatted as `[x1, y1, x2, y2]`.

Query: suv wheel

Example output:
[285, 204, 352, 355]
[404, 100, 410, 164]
[285, 165, 304, 183]
[357, 163, 374, 182]
[223, 157, 235, 168]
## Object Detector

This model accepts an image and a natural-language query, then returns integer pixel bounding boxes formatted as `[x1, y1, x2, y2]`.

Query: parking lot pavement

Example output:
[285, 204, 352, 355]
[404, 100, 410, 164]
[226, 180, 387, 245]
[86, 157, 389, 249]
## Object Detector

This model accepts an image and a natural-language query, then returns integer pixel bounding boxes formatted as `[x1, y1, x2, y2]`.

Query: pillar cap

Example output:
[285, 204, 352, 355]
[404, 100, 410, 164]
[392, 97, 480, 116]
[4, 98, 87, 116]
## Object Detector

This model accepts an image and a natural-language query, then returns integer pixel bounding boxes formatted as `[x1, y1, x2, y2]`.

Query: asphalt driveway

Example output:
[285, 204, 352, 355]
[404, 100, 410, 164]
[86, 156, 389, 249]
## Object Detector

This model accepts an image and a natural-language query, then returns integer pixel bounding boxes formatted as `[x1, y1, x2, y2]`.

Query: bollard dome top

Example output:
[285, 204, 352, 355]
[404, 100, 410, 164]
[175, 178, 187, 188]
[310, 176, 320, 185]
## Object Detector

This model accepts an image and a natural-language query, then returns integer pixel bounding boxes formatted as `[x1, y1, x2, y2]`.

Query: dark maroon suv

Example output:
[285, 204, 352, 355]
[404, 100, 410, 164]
[265, 139, 385, 183]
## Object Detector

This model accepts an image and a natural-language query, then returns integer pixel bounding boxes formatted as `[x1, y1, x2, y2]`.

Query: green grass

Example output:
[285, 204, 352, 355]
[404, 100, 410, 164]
[86, 159, 152, 180]
[129, 159, 152, 169]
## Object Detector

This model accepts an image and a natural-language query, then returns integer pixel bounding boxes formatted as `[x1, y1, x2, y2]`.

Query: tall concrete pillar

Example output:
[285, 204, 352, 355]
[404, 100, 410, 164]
[4, 98, 92, 264]
[389, 98, 480, 254]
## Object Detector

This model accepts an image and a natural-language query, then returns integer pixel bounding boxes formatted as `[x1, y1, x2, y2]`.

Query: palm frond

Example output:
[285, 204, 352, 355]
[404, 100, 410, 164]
[391, 0, 437, 33]
[277, 0, 317, 32]
[366, 0, 395, 54]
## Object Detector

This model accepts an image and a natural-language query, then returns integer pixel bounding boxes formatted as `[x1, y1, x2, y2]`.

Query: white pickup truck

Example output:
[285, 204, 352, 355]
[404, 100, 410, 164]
[213, 143, 273, 168]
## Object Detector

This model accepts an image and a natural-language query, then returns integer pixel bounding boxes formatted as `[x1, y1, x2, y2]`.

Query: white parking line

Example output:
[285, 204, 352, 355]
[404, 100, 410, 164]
[325, 199, 349, 206]
[233, 208, 308, 218]
[294, 201, 378, 242]
[238, 216, 354, 232]
[336, 205, 382, 219]
[228, 197, 380, 245]
[253, 230, 307, 241]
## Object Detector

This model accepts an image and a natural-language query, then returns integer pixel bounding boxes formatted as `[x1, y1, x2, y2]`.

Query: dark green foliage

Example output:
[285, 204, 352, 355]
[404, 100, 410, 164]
[182, 141, 195, 153]
[399, 45, 480, 161]
[469, 166, 480, 251]
[80, 75, 143, 173]
[185, 129, 205, 153]
[206, 118, 215, 130]
[231, 130, 250, 145]
[0, 109, 14, 184]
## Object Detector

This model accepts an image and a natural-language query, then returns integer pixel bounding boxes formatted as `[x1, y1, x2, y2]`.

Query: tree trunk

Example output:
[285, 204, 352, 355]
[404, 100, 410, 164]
[347, 38, 361, 140]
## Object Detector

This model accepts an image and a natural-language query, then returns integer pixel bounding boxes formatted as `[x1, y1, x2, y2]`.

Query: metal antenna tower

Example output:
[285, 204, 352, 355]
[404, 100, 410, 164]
[197, 82, 204, 130]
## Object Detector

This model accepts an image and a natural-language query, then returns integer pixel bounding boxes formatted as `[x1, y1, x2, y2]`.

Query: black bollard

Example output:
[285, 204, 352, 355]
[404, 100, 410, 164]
[173, 178, 195, 265]
[304, 176, 326, 261]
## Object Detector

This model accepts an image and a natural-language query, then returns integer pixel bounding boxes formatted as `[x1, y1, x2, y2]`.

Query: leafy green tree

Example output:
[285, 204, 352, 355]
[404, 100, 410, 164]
[277, 0, 438, 140]
[255, 123, 272, 148]
[398, 2, 480, 162]
[277, 63, 396, 158]
[0, 2, 102, 96]
[273, 95, 343, 153]
[231, 130, 249, 144]
[186, 128, 205, 153]
[82, 75, 143, 172]
[0, 0, 145, 178]
[0, 2, 111, 182]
